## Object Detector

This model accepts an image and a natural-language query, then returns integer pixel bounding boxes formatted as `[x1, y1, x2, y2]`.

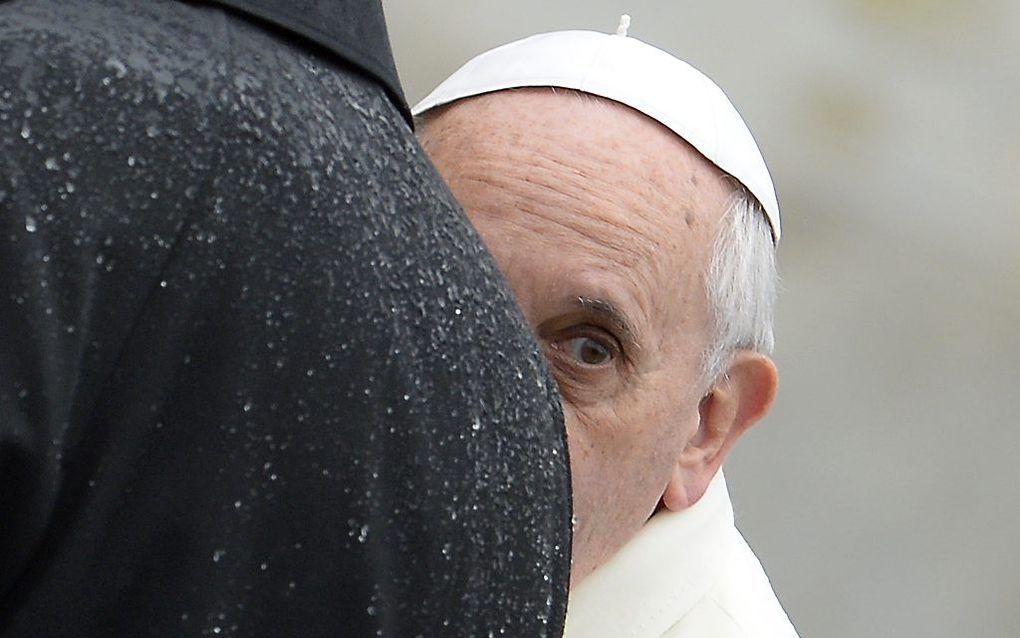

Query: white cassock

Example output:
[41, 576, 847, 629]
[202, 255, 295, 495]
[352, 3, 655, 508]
[563, 472, 799, 637]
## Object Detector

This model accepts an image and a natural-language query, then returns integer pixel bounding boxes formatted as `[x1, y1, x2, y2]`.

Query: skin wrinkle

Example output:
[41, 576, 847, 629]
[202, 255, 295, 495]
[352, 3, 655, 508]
[452, 160, 660, 263]
[508, 137, 676, 229]
[453, 180, 662, 320]
[426, 98, 683, 234]
[446, 157, 672, 306]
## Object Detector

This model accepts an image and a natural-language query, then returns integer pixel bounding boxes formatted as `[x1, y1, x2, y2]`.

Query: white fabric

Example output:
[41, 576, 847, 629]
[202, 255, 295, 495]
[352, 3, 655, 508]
[563, 472, 799, 637]
[412, 28, 781, 242]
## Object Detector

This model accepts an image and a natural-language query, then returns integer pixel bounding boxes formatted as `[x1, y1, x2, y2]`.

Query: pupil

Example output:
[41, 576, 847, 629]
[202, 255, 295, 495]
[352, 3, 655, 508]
[580, 338, 608, 364]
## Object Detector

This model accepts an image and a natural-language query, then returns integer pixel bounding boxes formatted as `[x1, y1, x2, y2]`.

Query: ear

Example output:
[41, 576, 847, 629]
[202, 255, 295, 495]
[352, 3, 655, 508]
[661, 351, 778, 511]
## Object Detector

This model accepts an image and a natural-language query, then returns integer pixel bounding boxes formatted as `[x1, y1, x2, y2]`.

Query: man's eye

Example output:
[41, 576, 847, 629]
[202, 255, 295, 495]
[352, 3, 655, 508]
[564, 336, 614, 365]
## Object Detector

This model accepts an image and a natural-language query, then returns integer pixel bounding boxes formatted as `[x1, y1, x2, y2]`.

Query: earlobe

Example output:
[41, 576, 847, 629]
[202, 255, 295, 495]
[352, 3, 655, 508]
[661, 463, 691, 511]
[662, 352, 778, 512]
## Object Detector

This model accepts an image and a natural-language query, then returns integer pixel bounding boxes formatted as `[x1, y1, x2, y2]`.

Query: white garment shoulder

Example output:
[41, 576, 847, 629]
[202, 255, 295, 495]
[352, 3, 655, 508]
[563, 471, 798, 638]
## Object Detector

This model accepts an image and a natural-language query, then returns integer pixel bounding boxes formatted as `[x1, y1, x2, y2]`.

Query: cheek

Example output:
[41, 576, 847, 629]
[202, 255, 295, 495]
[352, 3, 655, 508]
[561, 401, 673, 508]
[561, 407, 597, 493]
[562, 390, 699, 503]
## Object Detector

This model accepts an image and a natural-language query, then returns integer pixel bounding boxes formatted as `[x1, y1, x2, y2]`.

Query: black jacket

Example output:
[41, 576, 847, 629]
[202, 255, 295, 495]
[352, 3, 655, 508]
[0, 1, 571, 636]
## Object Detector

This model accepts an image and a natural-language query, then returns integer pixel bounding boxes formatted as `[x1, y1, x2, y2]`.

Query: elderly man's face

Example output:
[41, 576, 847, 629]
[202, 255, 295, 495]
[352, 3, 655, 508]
[420, 90, 754, 585]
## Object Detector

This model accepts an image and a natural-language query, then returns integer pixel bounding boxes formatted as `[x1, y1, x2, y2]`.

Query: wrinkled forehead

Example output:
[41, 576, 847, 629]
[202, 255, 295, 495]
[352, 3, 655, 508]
[418, 88, 727, 348]
[419, 88, 733, 226]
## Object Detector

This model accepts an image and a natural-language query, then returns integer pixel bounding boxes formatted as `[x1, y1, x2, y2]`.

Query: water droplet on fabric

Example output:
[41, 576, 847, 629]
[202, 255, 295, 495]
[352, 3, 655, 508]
[104, 57, 127, 78]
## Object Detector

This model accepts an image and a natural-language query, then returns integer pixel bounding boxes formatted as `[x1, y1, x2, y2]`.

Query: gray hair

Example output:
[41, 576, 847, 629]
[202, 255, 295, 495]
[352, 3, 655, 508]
[701, 188, 778, 387]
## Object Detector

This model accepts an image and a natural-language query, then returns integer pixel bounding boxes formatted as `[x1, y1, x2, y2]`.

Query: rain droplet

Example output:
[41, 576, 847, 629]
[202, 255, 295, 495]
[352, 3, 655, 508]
[104, 57, 127, 78]
[20, 123, 30, 139]
[212, 549, 225, 563]
[24, 216, 37, 232]
[127, 156, 136, 167]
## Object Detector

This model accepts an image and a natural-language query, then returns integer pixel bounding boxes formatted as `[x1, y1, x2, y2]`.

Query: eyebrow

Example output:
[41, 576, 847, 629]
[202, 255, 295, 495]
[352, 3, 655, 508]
[574, 296, 641, 353]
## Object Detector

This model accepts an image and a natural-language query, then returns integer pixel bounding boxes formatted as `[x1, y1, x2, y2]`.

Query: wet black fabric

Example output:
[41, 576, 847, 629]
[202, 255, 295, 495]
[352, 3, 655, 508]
[0, 1, 572, 636]
[198, 0, 409, 121]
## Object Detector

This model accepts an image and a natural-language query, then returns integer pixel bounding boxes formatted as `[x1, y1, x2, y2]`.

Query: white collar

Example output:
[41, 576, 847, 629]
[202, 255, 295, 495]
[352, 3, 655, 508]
[563, 471, 734, 637]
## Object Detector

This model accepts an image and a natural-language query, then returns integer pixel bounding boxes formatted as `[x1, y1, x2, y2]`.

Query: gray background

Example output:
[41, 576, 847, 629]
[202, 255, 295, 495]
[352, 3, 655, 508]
[382, 2, 1020, 636]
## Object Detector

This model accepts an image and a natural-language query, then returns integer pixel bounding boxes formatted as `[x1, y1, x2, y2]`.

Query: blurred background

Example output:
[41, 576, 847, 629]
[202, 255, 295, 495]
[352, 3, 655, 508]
[382, 1, 1019, 636]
